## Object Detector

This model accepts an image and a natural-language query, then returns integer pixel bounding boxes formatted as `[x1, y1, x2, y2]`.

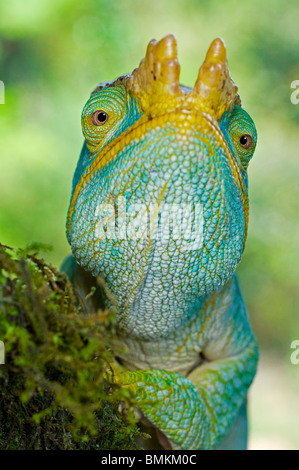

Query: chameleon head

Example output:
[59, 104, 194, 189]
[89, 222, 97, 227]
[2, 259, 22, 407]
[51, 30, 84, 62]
[66, 35, 257, 333]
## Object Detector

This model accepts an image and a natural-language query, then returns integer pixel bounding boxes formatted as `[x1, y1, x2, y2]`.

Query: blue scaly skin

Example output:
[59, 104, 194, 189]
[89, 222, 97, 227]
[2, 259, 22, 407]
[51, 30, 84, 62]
[64, 35, 258, 450]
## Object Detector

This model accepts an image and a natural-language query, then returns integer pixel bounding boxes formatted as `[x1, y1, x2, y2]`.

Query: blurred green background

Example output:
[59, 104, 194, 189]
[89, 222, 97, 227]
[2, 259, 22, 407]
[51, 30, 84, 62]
[0, 0, 298, 449]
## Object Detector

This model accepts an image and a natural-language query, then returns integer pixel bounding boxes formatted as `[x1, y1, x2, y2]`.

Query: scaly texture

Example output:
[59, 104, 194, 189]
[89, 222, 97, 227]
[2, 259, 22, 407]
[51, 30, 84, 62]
[64, 34, 258, 450]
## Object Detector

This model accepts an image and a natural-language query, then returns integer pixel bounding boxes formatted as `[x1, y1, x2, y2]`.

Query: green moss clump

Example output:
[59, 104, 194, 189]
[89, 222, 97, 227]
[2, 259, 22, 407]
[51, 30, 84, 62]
[0, 243, 140, 450]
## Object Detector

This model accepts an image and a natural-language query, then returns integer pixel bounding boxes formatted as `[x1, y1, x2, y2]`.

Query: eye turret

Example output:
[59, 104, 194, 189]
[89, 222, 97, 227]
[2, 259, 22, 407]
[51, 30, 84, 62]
[81, 83, 128, 153]
[221, 105, 257, 170]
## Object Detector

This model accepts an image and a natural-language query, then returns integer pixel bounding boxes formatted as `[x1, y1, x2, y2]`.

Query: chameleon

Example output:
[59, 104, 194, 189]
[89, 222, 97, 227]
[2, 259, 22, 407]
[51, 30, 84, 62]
[63, 34, 258, 450]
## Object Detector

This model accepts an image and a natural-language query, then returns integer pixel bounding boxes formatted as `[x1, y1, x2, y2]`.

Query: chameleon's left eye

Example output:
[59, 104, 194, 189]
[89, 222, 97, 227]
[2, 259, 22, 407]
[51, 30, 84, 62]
[239, 134, 253, 150]
[91, 110, 109, 126]
[220, 105, 257, 171]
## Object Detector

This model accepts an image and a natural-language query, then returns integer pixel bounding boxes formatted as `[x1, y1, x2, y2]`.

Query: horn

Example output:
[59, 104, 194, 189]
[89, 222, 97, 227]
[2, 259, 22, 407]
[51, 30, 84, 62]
[127, 34, 181, 110]
[192, 37, 240, 119]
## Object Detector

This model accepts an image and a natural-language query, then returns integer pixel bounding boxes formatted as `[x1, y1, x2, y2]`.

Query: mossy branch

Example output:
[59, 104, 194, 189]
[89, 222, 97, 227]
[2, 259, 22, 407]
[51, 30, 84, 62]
[0, 243, 141, 450]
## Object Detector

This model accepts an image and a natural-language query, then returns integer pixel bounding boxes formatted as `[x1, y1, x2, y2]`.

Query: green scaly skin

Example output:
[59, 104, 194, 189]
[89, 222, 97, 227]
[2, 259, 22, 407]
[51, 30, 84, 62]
[63, 35, 258, 450]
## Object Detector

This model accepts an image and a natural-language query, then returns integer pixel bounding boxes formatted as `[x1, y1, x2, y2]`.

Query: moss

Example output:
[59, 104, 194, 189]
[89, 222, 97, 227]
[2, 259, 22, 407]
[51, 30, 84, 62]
[0, 243, 141, 450]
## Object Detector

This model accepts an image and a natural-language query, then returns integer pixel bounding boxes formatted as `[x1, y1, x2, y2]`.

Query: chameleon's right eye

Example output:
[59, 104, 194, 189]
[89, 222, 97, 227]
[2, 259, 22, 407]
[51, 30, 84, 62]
[81, 83, 128, 154]
[91, 110, 109, 126]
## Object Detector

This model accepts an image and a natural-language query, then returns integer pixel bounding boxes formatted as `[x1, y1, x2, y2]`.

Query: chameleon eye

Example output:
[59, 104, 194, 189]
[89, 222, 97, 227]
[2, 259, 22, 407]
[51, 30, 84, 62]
[239, 134, 252, 150]
[91, 110, 109, 126]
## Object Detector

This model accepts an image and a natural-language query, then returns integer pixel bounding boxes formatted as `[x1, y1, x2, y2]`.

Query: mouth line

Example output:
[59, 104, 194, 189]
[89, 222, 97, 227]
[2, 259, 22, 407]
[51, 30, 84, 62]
[67, 110, 248, 238]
